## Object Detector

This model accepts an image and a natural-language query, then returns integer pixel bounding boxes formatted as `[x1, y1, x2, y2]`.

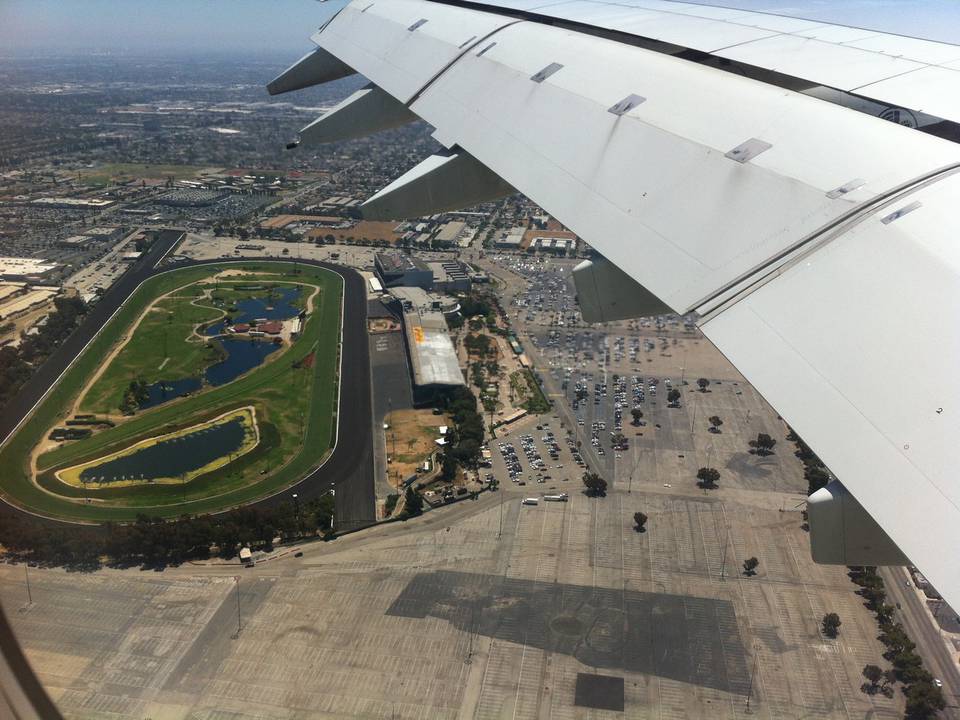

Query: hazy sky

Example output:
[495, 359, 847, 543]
[1, 0, 958, 57]
[0, 0, 347, 57]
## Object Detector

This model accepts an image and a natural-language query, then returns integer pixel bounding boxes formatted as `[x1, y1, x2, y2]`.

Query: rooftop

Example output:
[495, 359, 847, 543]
[376, 251, 430, 275]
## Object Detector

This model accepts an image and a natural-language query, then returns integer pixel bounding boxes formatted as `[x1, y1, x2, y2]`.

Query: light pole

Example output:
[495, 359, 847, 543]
[292, 493, 301, 538]
[233, 576, 242, 637]
[745, 642, 759, 712]
[329, 482, 336, 533]
[24, 564, 32, 607]
[497, 478, 504, 539]
[720, 528, 730, 580]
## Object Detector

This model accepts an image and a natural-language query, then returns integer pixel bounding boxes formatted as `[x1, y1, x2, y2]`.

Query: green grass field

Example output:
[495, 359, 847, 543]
[0, 263, 343, 522]
[79, 280, 309, 415]
[81, 163, 207, 185]
[79, 294, 223, 414]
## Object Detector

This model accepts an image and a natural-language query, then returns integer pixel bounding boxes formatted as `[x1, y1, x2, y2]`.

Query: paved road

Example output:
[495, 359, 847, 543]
[883, 566, 960, 717]
[0, 237, 375, 530]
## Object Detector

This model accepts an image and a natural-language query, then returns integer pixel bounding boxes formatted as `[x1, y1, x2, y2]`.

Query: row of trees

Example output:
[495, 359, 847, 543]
[0, 295, 88, 413]
[0, 494, 335, 570]
[437, 386, 485, 482]
[787, 427, 833, 496]
[849, 566, 945, 718]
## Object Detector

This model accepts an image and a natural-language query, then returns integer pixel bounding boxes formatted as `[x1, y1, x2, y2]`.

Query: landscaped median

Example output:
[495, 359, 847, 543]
[0, 261, 343, 522]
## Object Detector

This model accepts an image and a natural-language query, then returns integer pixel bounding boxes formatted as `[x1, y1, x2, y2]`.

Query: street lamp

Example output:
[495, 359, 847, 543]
[292, 493, 302, 538]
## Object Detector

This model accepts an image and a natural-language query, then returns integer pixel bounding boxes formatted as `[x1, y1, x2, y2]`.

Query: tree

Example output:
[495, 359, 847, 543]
[905, 679, 945, 719]
[709, 415, 723, 433]
[861, 664, 895, 696]
[631, 407, 644, 425]
[582, 472, 607, 497]
[743, 557, 759, 576]
[403, 486, 424, 517]
[862, 664, 884, 689]
[697, 378, 710, 392]
[750, 432, 777, 456]
[633, 512, 648, 533]
[822, 612, 842, 638]
[696, 467, 720, 489]
[879, 623, 916, 659]
[667, 388, 681, 406]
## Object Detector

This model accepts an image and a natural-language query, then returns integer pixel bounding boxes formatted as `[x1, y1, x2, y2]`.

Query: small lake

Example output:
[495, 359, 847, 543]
[140, 338, 279, 410]
[138, 285, 298, 410]
[205, 337, 279, 387]
[205, 285, 301, 337]
[79, 417, 247, 483]
[140, 377, 203, 410]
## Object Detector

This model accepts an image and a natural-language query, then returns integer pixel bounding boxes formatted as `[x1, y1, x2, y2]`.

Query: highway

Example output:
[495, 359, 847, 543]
[0, 232, 375, 530]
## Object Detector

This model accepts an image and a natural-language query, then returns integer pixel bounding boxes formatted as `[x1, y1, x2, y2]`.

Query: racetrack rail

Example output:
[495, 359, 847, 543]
[0, 237, 374, 530]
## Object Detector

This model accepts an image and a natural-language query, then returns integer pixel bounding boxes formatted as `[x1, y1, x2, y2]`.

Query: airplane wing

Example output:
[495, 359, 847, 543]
[270, 0, 960, 609]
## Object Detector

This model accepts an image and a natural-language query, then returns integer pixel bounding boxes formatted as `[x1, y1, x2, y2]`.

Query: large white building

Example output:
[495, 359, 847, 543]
[0, 257, 59, 282]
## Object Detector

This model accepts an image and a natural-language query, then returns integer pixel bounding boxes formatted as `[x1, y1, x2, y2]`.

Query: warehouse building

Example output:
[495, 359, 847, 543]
[428, 260, 472, 293]
[31, 197, 114, 210]
[495, 228, 525, 249]
[0, 257, 59, 282]
[390, 286, 464, 404]
[375, 252, 433, 289]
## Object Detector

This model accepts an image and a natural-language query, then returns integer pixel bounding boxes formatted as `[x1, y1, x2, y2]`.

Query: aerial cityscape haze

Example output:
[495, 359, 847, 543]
[0, 1, 959, 718]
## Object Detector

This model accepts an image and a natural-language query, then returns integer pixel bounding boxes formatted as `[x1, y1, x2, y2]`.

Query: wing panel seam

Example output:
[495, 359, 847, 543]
[695, 163, 960, 320]
[404, 20, 523, 107]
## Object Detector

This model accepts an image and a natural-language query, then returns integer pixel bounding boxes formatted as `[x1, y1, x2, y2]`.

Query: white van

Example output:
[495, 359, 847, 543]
[521, 498, 539, 506]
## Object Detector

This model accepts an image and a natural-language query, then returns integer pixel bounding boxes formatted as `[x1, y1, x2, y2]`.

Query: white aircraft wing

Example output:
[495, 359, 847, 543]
[271, 0, 960, 609]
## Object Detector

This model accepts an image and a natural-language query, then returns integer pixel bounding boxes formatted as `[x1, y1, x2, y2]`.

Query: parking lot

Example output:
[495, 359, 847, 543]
[2, 454, 903, 720]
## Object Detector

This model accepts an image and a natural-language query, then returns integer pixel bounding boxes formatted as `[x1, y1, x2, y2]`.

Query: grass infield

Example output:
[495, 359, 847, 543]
[0, 262, 342, 522]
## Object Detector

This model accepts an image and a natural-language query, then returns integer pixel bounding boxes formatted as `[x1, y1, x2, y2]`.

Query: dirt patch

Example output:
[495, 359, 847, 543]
[294, 351, 315, 370]
[369, 318, 399, 333]
[384, 408, 450, 490]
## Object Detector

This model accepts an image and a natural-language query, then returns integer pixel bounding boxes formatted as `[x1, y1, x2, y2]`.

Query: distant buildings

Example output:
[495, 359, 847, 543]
[58, 235, 95, 249]
[495, 228, 525, 249]
[427, 260, 471, 293]
[434, 220, 468, 246]
[319, 195, 361, 209]
[0, 284, 58, 322]
[57, 225, 124, 249]
[0, 257, 59, 282]
[31, 197, 114, 210]
[83, 226, 124, 243]
[529, 235, 575, 254]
